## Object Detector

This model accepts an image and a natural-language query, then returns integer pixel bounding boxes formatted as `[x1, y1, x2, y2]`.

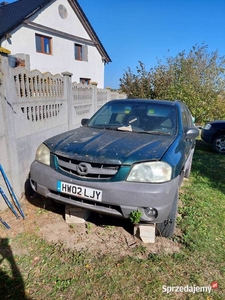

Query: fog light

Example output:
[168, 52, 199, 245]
[144, 207, 157, 218]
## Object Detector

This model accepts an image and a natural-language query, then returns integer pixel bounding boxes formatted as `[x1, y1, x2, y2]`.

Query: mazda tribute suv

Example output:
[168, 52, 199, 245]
[30, 99, 199, 237]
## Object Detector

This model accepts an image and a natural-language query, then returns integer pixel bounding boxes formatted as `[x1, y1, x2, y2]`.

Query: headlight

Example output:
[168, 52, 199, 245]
[35, 143, 50, 166]
[127, 161, 172, 183]
[203, 123, 212, 130]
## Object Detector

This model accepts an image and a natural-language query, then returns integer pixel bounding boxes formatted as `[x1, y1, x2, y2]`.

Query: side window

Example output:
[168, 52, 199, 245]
[181, 105, 192, 128]
[35, 34, 52, 54]
[75, 44, 88, 61]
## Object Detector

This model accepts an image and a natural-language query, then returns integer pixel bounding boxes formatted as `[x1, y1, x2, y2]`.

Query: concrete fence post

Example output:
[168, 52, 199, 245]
[106, 87, 111, 102]
[62, 72, 73, 130]
[91, 82, 98, 114]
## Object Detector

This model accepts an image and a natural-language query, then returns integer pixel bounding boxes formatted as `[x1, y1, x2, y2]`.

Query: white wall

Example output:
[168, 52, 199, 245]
[2, 0, 105, 88]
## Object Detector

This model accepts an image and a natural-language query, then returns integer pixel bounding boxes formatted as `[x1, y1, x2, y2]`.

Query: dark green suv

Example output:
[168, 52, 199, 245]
[30, 99, 199, 238]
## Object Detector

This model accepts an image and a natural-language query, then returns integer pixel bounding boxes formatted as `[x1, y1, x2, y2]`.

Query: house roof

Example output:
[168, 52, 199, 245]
[0, 0, 111, 63]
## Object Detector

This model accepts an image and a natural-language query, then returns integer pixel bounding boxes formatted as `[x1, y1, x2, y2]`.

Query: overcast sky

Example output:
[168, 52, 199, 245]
[7, 0, 225, 89]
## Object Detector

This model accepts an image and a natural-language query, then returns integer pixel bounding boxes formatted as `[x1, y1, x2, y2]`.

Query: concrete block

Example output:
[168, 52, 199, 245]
[65, 205, 90, 224]
[134, 223, 155, 243]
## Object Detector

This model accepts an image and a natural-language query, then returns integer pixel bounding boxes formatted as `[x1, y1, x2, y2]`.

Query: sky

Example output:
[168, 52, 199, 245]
[6, 0, 225, 89]
[80, 0, 225, 89]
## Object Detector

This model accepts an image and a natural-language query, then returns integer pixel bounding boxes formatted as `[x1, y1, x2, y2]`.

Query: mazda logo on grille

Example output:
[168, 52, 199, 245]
[77, 162, 89, 175]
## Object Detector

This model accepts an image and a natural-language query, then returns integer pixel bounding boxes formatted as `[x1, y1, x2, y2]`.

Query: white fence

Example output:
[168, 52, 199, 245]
[0, 54, 126, 211]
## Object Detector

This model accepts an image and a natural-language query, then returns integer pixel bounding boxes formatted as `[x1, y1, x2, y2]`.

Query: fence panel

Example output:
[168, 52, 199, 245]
[72, 82, 93, 127]
[0, 53, 126, 211]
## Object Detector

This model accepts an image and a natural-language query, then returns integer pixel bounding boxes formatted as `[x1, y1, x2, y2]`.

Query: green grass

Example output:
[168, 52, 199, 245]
[1, 140, 225, 299]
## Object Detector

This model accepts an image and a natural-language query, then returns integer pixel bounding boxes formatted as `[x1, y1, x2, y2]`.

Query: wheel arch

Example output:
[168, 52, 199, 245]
[211, 129, 225, 142]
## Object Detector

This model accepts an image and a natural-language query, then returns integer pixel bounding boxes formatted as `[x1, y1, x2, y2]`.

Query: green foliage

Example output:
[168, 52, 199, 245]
[119, 44, 225, 123]
[119, 61, 154, 99]
[129, 209, 142, 224]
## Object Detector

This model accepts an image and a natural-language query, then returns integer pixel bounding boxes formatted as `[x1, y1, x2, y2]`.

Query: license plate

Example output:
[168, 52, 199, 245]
[57, 181, 102, 202]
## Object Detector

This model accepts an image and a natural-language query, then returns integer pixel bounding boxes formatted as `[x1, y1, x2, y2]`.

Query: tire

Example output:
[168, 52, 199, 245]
[156, 190, 178, 238]
[212, 135, 225, 154]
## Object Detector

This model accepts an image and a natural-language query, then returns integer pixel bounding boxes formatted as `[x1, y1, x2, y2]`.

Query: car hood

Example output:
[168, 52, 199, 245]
[45, 127, 176, 165]
[210, 120, 225, 126]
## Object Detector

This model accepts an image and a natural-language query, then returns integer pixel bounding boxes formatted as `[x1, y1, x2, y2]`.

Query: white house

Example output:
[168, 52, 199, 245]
[0, 0, 111, 88]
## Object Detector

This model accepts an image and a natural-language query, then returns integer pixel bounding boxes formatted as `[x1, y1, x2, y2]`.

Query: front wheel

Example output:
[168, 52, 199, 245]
[156, 190, 178, 238]
[212, 135, 225, 154]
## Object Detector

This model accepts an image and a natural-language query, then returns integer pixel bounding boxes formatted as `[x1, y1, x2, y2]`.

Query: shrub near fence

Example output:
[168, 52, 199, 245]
[0, 54, 126, 211]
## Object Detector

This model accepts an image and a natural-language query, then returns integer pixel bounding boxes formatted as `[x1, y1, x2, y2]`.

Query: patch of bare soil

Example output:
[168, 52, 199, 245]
[0, 193, 182, 259]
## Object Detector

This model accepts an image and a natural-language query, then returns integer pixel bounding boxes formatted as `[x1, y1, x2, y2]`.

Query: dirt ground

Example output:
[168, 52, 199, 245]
[0, 192, 182, 259]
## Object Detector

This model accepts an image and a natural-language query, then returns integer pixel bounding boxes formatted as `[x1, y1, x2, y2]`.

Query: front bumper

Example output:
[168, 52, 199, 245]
[30, 161, 180, 223]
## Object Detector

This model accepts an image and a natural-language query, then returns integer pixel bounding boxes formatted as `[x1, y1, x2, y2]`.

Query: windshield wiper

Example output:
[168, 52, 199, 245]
[138, 131, 171, 135]
[88, 125, 118, 130]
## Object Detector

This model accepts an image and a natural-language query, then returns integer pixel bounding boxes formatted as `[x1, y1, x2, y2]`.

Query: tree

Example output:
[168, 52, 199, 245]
[119, 44, 225, 123]
[119, 61, 154, 99]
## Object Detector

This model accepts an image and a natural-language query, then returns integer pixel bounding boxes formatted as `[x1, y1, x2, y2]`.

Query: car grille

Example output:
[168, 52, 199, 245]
[55, 155, 119, 179]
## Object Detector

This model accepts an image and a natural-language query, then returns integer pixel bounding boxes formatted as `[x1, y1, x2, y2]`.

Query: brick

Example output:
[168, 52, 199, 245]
[65, 205, 90, 224]
[134, 223, 155, 243]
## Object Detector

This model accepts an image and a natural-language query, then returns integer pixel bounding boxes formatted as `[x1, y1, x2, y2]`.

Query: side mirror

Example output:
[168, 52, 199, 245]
[185, 127, 199, 138]
[81, 118, 89, 126]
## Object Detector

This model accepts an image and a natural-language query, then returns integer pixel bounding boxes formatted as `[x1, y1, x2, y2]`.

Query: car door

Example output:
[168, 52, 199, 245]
[181, 104, 194, 161]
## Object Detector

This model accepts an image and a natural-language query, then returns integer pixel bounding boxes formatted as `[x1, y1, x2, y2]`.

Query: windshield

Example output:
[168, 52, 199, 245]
[87, 101, 177, 135]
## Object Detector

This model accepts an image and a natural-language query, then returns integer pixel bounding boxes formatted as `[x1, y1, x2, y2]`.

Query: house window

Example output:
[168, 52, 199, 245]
[75, 44, 88, 61]
[75, 44, 82, 60]
[80, 78, 91, 85]
[35, 34, 52, 54]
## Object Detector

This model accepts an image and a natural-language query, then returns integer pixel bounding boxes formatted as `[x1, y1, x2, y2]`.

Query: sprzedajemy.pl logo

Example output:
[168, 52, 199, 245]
[162, 281, 219, 294]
